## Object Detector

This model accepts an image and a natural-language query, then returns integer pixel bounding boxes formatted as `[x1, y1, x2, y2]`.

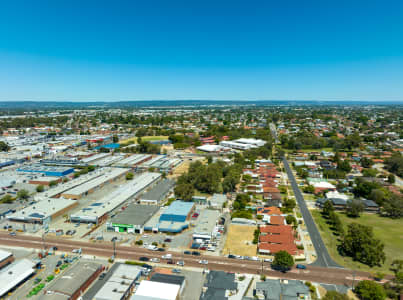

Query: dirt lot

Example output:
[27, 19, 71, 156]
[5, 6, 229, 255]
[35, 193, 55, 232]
[222, 224, 257, 257]
[169, 160, 190, 178]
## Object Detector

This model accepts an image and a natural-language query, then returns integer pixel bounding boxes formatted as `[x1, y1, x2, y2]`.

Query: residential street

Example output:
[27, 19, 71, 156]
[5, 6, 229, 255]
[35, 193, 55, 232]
[282, 157, 342, 268]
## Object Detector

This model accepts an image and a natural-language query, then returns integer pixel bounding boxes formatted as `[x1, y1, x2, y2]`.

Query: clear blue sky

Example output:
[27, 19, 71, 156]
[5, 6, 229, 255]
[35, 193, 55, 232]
[0, 0, 402, 101]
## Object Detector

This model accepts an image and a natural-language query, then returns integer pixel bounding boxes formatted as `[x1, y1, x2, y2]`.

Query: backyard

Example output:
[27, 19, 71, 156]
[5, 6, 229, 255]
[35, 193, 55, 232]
[312, 210, 403, 274]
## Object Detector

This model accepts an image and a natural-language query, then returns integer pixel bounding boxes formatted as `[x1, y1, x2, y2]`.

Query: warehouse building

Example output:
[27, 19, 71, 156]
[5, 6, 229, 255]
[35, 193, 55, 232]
[144, 201, 194, 233]
[44, 168, 106, 198]
[0, 259, 36, 297]
[29, 176, 61, 186]
[192, 209, 220, 240]
[90, 154, 125, 167]
[139, 155, 182, 172]
[108, 204, 159, 233]
[6, 197, 78, 224]
[17, 164, 74, 177]
[81, 153, 110, 164]
[0, 158, 15, 168]
[139, 179, 175, 205]
[44, 261, 103, 300]
[93, 264, 142, 300]
[70, 172, 161, 224]
[113, 154, 152, 168]
[61, 168, 129, 199]
[0, 249, 14, 269]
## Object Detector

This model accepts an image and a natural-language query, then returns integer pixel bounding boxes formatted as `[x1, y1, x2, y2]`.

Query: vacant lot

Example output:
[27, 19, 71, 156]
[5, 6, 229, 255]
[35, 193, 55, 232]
[222, 224, 257, 257]
[312, 210, 403, 274]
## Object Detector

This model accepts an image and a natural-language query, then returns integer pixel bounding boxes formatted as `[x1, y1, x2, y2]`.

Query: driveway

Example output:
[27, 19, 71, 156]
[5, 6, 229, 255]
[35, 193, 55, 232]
[283, 158, 342, 268]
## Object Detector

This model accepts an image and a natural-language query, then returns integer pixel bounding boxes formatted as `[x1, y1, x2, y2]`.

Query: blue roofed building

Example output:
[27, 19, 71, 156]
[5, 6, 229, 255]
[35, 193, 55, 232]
[160, 201, 195, 223]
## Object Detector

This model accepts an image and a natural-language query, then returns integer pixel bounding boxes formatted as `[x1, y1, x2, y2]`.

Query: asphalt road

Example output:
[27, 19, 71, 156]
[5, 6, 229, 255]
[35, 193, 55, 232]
[0, 231, 375, 286]
[282, 157, 342, 268]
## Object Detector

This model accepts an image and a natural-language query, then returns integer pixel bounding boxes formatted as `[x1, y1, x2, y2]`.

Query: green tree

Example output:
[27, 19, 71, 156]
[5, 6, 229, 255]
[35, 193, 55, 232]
[360, 157, 373, 168]
[322, 200, 334, 219]
[17, 189, 29, 201]
[0, 141, 10, 152]
[272, 250, 294, 271]
[174, 183, 194, 201]
[346, 200, 364, 218]
[1, 194, 14, 203]
[387, 174, 395, 184]
[36, 185, 44, 193]
[341, 223, 385, 267]
[126, 172, 134, 180]
[354, 280, 386, 300]
[112, 135, 119, 143]
[338, 160, 352, 173]
[322, 291, 350, 300]
[381, 194, 403, 219]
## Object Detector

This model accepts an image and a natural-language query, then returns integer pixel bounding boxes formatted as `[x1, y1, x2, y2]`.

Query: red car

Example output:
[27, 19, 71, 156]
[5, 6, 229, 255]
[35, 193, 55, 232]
[192, 213, 199, 218]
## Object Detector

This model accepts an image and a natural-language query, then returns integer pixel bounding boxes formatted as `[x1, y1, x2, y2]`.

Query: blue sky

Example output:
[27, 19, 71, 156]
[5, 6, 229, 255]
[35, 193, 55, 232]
[0, 0, 402, 101]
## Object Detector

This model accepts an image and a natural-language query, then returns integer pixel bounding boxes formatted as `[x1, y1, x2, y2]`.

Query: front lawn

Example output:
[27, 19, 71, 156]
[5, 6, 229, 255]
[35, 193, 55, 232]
[311, 210, 403, 274]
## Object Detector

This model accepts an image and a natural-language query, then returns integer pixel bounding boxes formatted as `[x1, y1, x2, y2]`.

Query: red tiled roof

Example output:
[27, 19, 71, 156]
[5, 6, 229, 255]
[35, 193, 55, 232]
[258, 243, 298, 255]
[260, 225, 293, 234]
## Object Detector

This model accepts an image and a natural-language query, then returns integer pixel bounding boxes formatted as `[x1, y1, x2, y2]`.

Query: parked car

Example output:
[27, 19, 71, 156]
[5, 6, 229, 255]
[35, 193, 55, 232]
[167, 259, 175, 265]
[164, 238, 172, 242]
[192, 251, 201, 256]
[162, 254, 172, 259]
[157, 248, 165, 252]
[177, 260, 185, 266]
[296, 264, 307, 270]
[264, 258, 273, 262]
[56, 261, 62, 267]
[183, 251, 191, 255]
[228, 254, 236, 259]
[172, 268, 181, 273]
[140, 257, 149, 262]
[199, 260, 208, 265]
[150, 258, 160, 263]
[142, 264, 153, 270]
[99, 273, 106, 280]
[9, 232, 16, 236]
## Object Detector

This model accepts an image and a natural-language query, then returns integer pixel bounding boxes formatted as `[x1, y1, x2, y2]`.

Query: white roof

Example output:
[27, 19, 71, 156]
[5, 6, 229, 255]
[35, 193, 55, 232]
[70, 172, 161, 222]
[311, 181, 336, 189]
[94, 265, 142, 300]
[196, 145, 223, 152]
[0, 259, 35, 297]
[7, 197, 77, 222]
[81, 153, 110, 163]
[113, 154, 152, 167]
[0, 249, 12, 262]
[326, 191, 350, 200]
[132, 280, 180, 300]
[62, 168, 128, 197]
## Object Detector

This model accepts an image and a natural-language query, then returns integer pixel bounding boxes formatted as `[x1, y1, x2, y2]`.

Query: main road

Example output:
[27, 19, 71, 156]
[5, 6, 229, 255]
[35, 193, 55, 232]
[282, 157, 342, 268]
[0, 231, 374, 286]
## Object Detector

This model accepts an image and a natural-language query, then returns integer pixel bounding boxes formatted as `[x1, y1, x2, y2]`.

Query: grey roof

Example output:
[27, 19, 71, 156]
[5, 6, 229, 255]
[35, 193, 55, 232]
[193, 209, 220, 237]
[111, 204, 159, 226]
[47, 261, 102, 296]
[255, 279, 310, 300]
[199, 288, 227, 300]
[362, 199, 379, 207]
[149, 273, 185, 286]
[204, 271, 237, 291]
[140, 179, 175, 203]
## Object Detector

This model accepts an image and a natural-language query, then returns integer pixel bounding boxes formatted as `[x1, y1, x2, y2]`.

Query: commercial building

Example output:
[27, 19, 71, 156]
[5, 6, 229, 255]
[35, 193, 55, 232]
[139, 155, 182, 172]
[90, 154, 125, 167]
[29, 176, 61, 186]
[61, 168, 129, 199]
[93, 264, 142, 300]
[81, 153, 110, 164]
[193, 209, 220, 240]
[0, 259, 36, 297]
[7, 197, 77, 224]
[108, 204, 159, 233]
[44, 168, 106, 198]
[131, 280, 181, 300]
[0, 249, 14, 269]
[196, 145, 225, 153]
[220, 140, 252, 150]
[149, 273, 186, 295]
[113, 154, 152, 168]
[209, 193, 227, 209]
[0, 158, 15, 168]
[44, 261, 103, 300]
[139, 179, 175, 205]
[17, 164, 74, 177]
[70, 172, 161, 224]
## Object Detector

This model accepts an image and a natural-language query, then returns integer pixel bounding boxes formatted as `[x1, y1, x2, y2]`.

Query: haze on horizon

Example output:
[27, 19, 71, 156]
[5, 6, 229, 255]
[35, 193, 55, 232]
[0, 0, 402, 102]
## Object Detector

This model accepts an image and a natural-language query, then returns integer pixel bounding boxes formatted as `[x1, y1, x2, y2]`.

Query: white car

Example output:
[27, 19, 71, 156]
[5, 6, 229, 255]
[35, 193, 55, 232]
[251, 256, 259, 261]
[150, 258, 160, 263]
[162, 254, 172, 259]
[264, 258, 273, 262]
[177, 260, 185, 266]
[199, 260, 208, 265]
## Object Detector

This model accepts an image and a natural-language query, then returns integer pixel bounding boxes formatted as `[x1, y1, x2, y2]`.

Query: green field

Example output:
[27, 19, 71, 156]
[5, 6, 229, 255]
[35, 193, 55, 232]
[312, 210, 403, 274]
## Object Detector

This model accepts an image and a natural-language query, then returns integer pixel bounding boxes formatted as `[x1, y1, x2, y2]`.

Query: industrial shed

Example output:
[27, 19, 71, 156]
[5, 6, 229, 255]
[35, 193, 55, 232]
[108, 204, 159, 234]
[139, 179, 175, 205]
[17, 164, 74, 177]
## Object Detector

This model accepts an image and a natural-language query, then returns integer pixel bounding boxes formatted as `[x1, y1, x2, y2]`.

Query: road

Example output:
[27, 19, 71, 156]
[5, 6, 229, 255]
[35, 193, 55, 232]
[282, 157, 342, 268]
[0, 231, 375, 286]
